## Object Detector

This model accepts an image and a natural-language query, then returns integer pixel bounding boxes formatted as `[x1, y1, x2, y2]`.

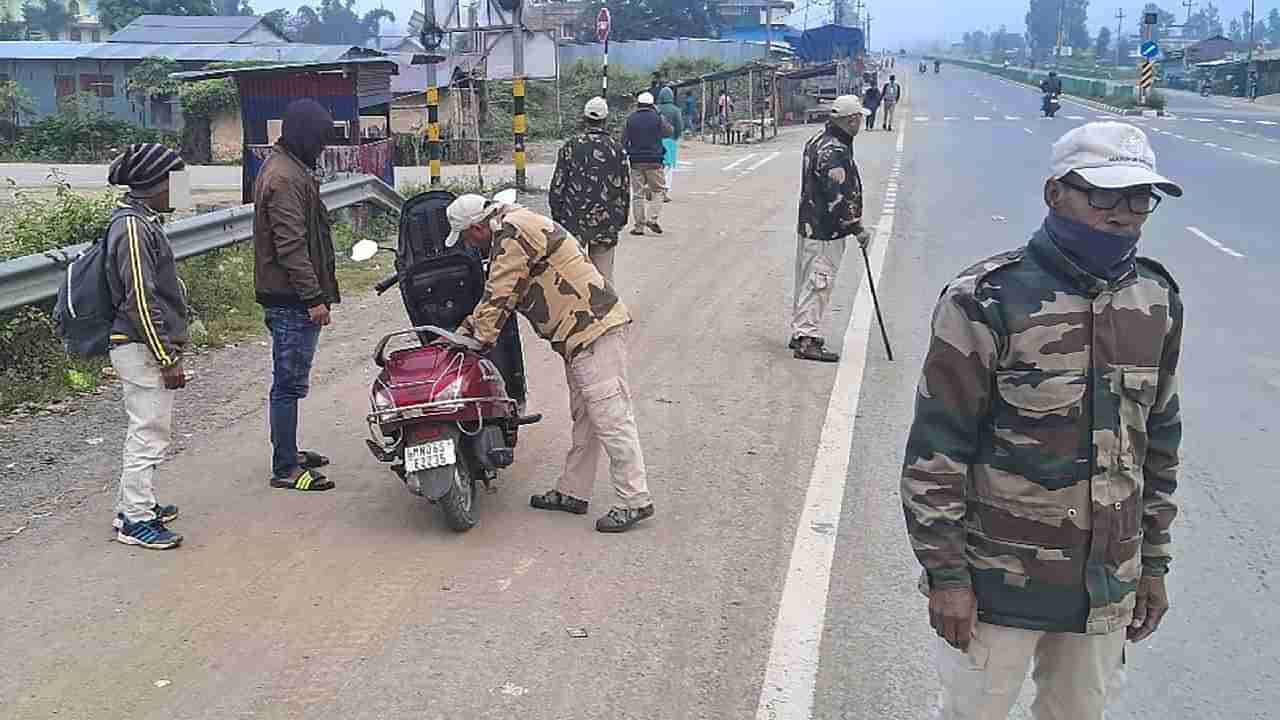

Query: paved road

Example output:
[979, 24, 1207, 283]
[1, 65, 1274, 718]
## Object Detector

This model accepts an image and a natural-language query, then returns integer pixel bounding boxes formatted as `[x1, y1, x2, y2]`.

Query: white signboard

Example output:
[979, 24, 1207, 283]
[483, 29, 559, 80]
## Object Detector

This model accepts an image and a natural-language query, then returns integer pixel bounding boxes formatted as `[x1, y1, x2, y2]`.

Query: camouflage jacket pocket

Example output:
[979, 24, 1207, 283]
[1118, 367, 1159, 465]
[990, 370, 1087, 489]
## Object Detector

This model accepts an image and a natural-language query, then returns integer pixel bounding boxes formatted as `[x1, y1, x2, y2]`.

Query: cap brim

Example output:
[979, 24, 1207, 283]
[444, 229, 461, 247]
[1074, 165, 1183, 197]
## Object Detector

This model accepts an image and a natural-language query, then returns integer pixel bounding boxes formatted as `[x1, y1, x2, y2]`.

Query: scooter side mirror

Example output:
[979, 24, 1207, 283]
[493, 188, 518, 205]
[351, 239, 380, 262]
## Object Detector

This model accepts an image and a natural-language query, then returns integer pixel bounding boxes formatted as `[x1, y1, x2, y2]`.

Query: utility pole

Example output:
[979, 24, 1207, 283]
[1055, 0, 1065, 62]
[1248, 0, 1256, 62]
[1182, 0, 1196, 25]
[1115, 8, 1125, 67]
[764, 1, 772, 60]
[425, 0, 440, 186]
[512, 0, 526, 190]
[833, 0, 846, 26]
[865, 12, 871, 52]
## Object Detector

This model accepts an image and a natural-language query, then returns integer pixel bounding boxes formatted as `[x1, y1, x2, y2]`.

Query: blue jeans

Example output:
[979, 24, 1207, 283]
[264, 306, 322, 479]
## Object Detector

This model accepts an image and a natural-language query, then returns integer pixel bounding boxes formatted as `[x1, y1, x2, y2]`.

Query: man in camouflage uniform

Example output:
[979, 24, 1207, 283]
[446, 193, 655, 534]
[792, 94, 873, 362]
[549, 96, 630, 284]
[901, 122, 1185, 720]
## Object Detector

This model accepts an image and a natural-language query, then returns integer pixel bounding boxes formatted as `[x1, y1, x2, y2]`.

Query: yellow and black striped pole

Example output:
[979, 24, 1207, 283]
[513, 77, 526, 190]
[427, 85, 441, 186]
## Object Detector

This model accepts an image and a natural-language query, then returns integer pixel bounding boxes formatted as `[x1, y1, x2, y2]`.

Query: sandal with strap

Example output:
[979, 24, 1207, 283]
[297, 450, 330, 470]
[270, 469, 335, 492]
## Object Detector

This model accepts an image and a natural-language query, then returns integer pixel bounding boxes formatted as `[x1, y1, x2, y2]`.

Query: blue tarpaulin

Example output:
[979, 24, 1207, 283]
[792, 24, 864, 63]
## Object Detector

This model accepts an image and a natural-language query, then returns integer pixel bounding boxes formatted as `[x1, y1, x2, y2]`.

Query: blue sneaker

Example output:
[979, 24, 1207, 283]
[112, 504, 179, 530]
[115, 515, 182, 549]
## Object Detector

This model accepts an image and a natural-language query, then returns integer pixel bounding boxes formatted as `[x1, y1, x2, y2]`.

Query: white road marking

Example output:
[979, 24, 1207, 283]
[1225, 119, 1246, 124]
[1240, 151, 1258, 158]
[1066, 115, 1085, 120]
[914, 116, 930, 122]
[745, 151, 781, 172]
[1221, 146, 1233, 151]
[755, 123, 906, 720]
[974, 115, 991, 121]
[1195, 117, 1214, 122]
[1004, 115, 1022, 121]
[722, 153, 757, 171]
[1024, 128, 1034, 134]
[1258, 120, 1278, 126]
[1188, 226, 1246, 258]
[943, 116, 958, 120]
[1172, 134, 1186, 139]
[1203, 142, 1219, 148]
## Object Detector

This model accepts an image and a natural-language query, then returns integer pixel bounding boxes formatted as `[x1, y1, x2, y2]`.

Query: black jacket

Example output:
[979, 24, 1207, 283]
[623, 108, 665, 166]
[107, 199, 189, 367]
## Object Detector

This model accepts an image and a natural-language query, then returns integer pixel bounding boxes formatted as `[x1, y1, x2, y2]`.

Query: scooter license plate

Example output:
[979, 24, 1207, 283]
[404, 439, 456, 473]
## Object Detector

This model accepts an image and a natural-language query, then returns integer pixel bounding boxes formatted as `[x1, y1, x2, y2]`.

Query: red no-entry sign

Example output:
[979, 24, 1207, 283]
[597, 8, 611, 43]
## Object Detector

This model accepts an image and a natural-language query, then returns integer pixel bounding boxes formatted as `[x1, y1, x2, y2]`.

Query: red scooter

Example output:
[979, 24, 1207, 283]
[353, 190, 537, 531]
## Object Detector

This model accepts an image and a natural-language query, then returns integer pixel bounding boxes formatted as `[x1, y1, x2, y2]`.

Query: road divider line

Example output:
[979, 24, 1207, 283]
[755, 122, 906, 720]
[974, 116, 991, 121]
[723, 153, 758, 171]
[1188, 226, 1247, 259]
[1004, 115, 1022, 121]
[1066, 115, 1085, 120]
[914, 116, 930, 122]
[1241, 151, 1259, 158]
[1257, 120, 1278, 126]
[1024, 128, 1034, 135]
[745, 151, 781, 173]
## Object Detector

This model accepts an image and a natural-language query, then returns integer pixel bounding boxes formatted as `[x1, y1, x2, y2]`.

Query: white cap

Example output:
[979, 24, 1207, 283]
[637, 91, 655, 106]
[444, 193, 492, 248]
[584, 96, 609, 120]
[1050, 121, 1183, 197]
[830, 94, 871, 118]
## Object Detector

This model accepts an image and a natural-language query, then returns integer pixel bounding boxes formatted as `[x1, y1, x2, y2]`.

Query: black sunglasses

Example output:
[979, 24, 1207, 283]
[1057, 178, 1162, 215]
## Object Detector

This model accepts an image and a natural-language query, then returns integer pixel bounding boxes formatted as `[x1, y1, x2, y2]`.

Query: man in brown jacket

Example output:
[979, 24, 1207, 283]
[253, 99, 340, 492]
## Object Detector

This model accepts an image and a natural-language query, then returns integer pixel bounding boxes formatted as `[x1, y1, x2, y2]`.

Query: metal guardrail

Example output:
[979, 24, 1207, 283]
[0, 174, 404, 313]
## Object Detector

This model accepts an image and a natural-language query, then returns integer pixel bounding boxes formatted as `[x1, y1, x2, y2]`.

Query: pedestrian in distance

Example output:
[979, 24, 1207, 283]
[549, 96, 630, 285]
[902, 122, 1185, 720]
[862, 83, 882, 131]
[445, 193, 656, 533]
[105, 143, 190, 550]
[684, 90, 698, 133]
[791, 95, 874, 362]
[623, 91, 668, 237]
[657, 86, 685, 200]
[880, 74, 903, 131]
[253, 99, 340, 493]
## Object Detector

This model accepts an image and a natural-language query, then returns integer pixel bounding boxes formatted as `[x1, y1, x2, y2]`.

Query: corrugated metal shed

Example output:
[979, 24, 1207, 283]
[106, 14, 276, 44]
[83, 42, 371, 64]
[0, 41, 95, 60]
[172, 56, 398, 81]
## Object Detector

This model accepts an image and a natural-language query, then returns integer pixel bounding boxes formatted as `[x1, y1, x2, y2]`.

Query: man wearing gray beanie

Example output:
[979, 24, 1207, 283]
[253, 99, 341, 492]
[105, 142, 189, 549]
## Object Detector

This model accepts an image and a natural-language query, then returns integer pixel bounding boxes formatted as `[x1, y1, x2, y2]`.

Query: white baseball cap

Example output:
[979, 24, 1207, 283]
[1050, 121, 1183, 197]
[637, 91, 655, 106]
[584, 96, 609, 120]
[830, 94, 871, 118]
[444, 193, 492, 248]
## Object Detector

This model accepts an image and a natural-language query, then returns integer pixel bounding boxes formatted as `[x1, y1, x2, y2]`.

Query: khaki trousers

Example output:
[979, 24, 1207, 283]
[935, 622, 1125, 720]
[588, 244, 615, 285]
[630, 165, 667, 229]
[557, 326, 651, 510]
[110, 343, 175, 523]
[792, 233, 847, 340]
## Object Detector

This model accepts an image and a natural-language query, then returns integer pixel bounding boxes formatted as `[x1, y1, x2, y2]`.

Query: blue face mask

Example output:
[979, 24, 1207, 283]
[1044, 211, 1140, 282]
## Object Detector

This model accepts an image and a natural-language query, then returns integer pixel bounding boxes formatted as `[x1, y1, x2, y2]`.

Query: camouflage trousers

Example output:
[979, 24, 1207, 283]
[792, 233, 846, 340]
[557, 326, 651, 510]
[935, 622, 1125, 720]
[630, 164, 667, 230]
[588, 243, 615, 285]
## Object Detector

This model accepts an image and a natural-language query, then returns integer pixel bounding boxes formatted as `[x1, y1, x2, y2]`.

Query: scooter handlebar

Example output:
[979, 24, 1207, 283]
[374, 273, 400, 294]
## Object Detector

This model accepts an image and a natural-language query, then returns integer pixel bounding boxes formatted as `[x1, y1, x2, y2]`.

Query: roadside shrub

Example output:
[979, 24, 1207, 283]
[0, 180, 117, 261]
[1143, 90, 1168, 111]
[0, 94, 175, 164]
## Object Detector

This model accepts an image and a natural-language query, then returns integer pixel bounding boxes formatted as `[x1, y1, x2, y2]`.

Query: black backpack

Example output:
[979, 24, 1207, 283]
[53, 210, 139, 358]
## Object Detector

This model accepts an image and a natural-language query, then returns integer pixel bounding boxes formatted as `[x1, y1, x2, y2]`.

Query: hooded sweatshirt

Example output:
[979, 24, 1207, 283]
[657, 87, 684, 141]
[280, 99, 334, 169]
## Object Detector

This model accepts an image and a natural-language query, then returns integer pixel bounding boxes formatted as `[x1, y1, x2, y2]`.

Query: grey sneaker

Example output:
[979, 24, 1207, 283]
[530, 489, 588, 515]
[595, 504, 655, 533]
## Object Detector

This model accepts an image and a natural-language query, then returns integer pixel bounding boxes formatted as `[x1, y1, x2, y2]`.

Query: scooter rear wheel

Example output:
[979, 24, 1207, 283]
[439, 460, 479, 531]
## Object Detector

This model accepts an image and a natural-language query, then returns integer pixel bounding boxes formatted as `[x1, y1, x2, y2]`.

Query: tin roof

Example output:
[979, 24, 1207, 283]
[172, 56, 399, 82]
[0, 41, 376, 64]
[107, 14, 280, 44]
[0, 41, 93, 60]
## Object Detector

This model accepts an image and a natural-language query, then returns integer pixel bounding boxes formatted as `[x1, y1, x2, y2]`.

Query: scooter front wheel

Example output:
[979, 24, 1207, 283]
[439, 460, 479, 531]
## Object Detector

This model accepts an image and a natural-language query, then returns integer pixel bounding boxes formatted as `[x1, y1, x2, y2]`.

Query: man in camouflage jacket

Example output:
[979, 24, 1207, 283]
[902, 122, 1184, 719]
[549, 96, 630, 284]
[446, 194, 655, 534]
[792, 94, 873, 362]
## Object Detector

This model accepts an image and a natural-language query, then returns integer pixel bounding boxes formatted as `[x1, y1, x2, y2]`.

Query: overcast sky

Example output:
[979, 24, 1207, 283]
[249, 0, 1271, 51]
